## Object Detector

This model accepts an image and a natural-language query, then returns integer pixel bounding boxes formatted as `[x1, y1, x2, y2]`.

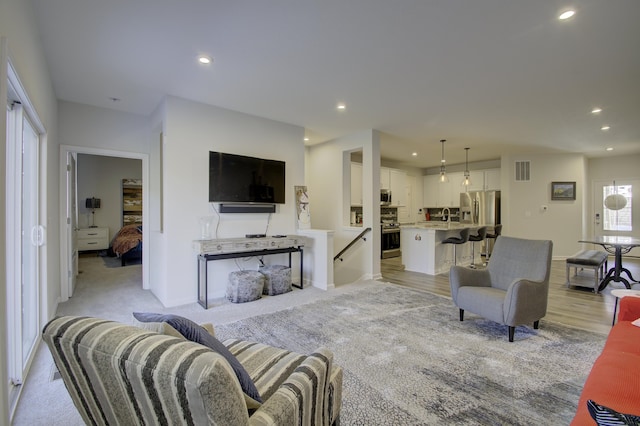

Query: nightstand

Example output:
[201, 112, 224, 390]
[77, 227, 109, 251]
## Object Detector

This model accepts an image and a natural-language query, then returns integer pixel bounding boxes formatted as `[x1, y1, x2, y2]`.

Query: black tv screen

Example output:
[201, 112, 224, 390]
[209, 151, 286, 204]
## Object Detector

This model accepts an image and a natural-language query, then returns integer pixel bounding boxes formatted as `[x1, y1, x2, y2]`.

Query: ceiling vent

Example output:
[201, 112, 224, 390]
[514, 161, 531, 182]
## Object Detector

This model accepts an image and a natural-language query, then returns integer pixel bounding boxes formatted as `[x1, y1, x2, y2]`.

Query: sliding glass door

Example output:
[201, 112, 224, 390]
[20, 115, 40, 368]
[6, 96, 42, 394]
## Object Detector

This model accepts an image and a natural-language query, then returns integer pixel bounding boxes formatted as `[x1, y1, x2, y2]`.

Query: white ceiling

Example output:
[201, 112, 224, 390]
[32, 0, 640, 168]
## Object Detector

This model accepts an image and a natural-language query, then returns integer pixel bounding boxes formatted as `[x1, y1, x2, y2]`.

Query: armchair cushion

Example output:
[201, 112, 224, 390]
[133, 312, 262, 404]
[457, 286, 507, 325]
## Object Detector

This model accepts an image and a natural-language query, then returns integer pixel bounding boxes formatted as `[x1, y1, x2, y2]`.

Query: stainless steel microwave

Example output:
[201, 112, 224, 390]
[381, 189, 392, 205]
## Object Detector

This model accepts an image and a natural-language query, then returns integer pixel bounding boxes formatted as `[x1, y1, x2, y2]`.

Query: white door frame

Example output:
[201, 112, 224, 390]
[6, 58, 46, 418]
[59, 145, 150, 302]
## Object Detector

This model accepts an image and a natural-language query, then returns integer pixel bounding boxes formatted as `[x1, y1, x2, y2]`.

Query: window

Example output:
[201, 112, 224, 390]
[603, 184, 632, 231]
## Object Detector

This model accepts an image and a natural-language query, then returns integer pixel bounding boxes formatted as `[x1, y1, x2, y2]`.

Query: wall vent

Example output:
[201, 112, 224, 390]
[514, 161, 531, 181]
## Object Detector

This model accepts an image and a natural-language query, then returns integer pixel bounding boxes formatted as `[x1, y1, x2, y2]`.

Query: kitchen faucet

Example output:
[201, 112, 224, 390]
[442, 207, 451, 222]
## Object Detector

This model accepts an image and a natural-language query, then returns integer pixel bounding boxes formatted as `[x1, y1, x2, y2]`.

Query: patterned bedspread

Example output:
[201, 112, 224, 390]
[111, 224, 142, 256]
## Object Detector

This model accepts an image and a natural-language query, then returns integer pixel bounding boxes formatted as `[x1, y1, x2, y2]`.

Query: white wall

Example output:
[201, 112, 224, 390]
[501, 153, 586, 258]
[59, 101, 151, 153]
[307, 130, 381, 284]
[77, 154, 142, 233]
[148, 100, 167, 299]
[158, 96, 305, 305]
[1, 0, 59, 422]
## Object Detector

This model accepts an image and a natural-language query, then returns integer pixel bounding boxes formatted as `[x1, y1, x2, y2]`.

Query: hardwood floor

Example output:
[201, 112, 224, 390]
[381, 254, 640, 335]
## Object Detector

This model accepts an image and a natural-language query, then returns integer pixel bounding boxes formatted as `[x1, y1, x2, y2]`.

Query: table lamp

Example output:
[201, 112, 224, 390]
[85, 197, 101, 227]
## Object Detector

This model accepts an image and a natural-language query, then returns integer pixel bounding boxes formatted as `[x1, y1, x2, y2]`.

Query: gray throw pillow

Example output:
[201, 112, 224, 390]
[132, 312, 262, 403]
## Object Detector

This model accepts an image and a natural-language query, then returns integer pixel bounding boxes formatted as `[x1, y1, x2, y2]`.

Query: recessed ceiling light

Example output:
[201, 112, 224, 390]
[412, 152, 418, 157]
[601, 125, 611, 131]
[198, 55, 212, 64]
[336, 103, 346, 111]
[558, 10, 575, 20]
[304, 137, 309, 142]
[591, 107, 602, 114]
[606, 147, 614, 151]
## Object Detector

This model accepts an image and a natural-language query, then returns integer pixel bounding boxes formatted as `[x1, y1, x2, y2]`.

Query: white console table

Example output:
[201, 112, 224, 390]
[194, 236, 305, 309]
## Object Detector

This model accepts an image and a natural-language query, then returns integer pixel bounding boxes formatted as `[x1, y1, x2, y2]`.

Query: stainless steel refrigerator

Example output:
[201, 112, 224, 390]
[460, 190, 501, 226]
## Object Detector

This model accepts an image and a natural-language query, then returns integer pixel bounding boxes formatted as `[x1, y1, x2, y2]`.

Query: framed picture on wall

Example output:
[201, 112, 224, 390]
[551, 181, 576, 200]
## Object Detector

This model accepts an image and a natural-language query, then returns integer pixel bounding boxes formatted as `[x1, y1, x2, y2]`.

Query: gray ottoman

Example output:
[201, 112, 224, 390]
[227, 270, 264, 303]
[259, 265, 292, 296]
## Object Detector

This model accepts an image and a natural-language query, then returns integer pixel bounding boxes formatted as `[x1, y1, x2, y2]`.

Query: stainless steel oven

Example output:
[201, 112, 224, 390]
[381, 223, 401, 258]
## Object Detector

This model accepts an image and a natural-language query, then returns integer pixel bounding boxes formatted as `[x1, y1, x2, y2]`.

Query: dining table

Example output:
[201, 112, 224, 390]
[579, 235, 640, 292]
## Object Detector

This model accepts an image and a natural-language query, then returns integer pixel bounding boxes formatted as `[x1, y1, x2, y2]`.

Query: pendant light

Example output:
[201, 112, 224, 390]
[462, 147, 472, 186]
[439, 139, 449, 183]
[604, 181, 627, 210]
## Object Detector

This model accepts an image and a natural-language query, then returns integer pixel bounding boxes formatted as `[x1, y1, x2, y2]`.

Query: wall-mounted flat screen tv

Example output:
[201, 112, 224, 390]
[209, 151, 286, 204]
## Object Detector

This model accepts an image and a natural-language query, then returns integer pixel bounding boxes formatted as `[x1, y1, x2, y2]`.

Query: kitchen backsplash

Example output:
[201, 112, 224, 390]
[422, 207, 460, 222]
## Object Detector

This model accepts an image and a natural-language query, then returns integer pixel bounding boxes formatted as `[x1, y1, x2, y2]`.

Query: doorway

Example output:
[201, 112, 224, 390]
[59, 145, 150, 301]
[592, 179, 640, 256]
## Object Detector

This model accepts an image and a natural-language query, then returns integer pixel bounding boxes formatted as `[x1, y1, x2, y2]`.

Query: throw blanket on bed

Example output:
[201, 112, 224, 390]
[111, 224, 142, 256]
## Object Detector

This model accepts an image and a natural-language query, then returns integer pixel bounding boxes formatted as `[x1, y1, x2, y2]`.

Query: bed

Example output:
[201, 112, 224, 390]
[108, 224, 142, 266]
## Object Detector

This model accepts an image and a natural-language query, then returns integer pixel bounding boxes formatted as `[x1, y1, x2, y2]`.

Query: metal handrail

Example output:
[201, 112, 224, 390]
[334, 227, 372, 262]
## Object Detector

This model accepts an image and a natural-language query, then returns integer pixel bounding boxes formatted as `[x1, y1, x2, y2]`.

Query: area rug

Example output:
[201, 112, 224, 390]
[214, 282, 606, 425]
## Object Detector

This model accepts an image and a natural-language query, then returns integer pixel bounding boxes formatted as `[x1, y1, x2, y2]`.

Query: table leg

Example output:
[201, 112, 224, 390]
[197, 255, 208, 309]
[612, 297, 619, 326]
[598, 268, 616, 293]
[620, 267, 638, 283]
[292, 247, 304, 289]
[598, 248, 632, 292]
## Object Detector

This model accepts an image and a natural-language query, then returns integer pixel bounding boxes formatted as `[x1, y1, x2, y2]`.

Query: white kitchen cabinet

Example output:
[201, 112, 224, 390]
[380, 167, 390, 190]
[423, 172, 463, 207]
[483, 168, 501, 190]
[452, 173, 466, 207]
[459, 168, 501, 192]
[350, 162, 363, 206]
[423, 175, 439, 207]
[77, 227, 109, 251]
[464, 171, 485, 192]
[397, 176, 415, 223]
[442, 172, 464, 207]
[389, 169, 407, 206]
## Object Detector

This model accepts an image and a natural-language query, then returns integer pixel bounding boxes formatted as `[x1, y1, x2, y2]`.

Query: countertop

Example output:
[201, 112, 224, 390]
[401, 222, 484, 231]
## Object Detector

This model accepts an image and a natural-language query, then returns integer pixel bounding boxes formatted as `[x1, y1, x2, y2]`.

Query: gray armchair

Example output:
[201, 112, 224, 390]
[449, 236, 553, 342]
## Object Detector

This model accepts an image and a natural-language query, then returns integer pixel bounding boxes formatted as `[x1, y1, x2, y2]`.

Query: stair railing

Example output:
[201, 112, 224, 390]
[334, 227, 372, 262]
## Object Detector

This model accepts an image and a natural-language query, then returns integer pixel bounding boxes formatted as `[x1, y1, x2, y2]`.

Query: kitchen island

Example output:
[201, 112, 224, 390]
[400, 223, 484, 275]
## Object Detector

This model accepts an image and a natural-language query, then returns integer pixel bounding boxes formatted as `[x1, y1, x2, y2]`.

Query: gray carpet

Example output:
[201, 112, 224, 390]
[214, 282, 606, 425]
[14, 256, 605, 425]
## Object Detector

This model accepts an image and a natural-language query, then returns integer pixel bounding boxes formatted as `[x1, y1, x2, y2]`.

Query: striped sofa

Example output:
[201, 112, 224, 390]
[43, 316, 342, 425]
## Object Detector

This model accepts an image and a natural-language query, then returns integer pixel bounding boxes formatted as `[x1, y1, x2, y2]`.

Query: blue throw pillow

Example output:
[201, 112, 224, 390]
[133, 312, 262, 403]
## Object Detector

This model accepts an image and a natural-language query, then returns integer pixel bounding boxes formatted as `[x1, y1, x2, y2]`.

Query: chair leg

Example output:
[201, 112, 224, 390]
[452, 245, 457, 266]
[469, 241, 476, 268]
[459, 309, 464, 321]
[533, 320, 539, 330]
[508, 326, 515, 342]
[484, 238, 493, 265]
